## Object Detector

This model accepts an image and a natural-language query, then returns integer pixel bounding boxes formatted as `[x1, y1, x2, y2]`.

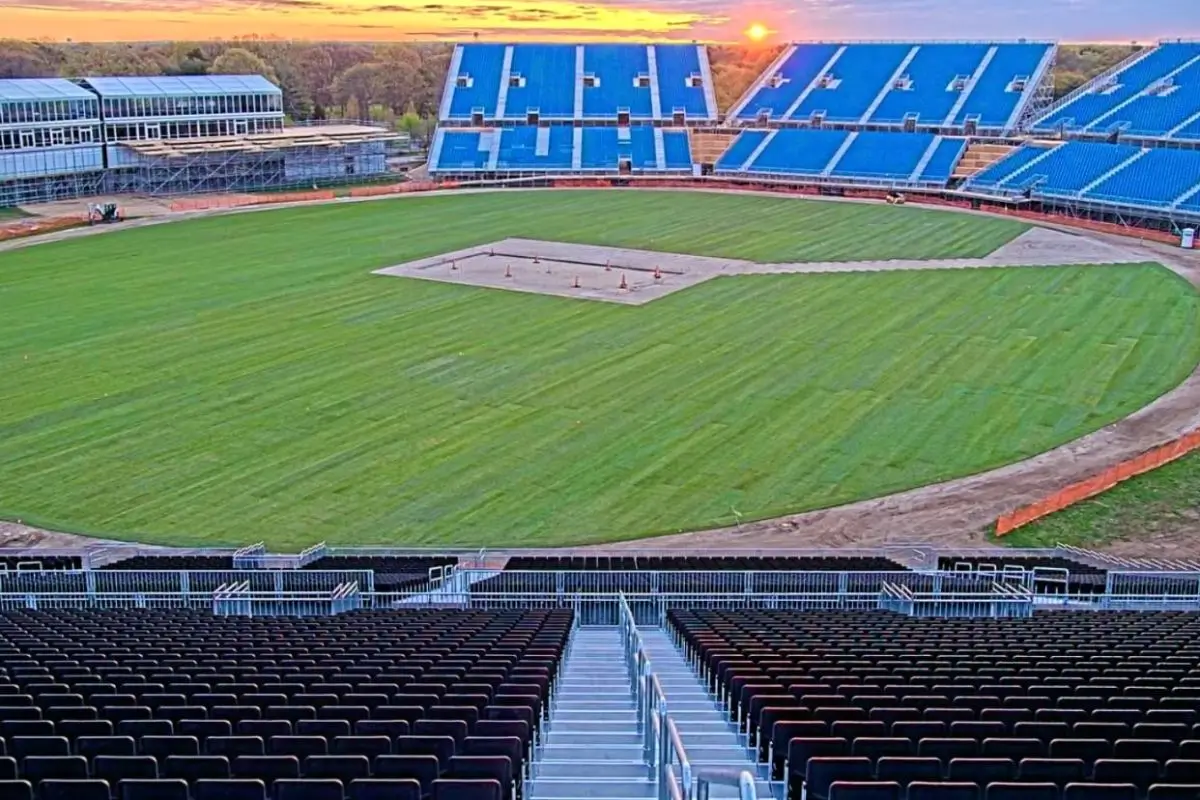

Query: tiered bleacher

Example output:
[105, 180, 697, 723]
[430, 42, 713, 177]
[1031, 42, 1200, 141]
[672, 608, 1200, 800]
[727, 42, 1054, 135]
[962, 140, 1200, 218]
[303, 557, 457, 594]
[0, 607, 568, 800]
[714, 129, 969, 187]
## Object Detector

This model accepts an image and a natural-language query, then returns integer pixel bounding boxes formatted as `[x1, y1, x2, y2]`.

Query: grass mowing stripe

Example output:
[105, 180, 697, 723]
[0, 191, 1196, 547]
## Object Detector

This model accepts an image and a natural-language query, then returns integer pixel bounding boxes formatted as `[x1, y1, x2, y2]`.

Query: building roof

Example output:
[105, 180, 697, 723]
[122, 124, 399, 158]
[82, 75, 280, 98]
[0, 78, 97, 102]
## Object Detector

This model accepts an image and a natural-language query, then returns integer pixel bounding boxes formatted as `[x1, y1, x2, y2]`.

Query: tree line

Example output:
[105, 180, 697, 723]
[0, 38, 1126, 136]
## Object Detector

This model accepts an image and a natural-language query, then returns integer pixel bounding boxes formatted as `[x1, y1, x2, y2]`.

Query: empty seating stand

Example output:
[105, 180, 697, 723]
[670, 609, 1200, 800]
[101, 556, 235, 571]
[731, 42, 1052, 133]
[0, 608, 568, 800]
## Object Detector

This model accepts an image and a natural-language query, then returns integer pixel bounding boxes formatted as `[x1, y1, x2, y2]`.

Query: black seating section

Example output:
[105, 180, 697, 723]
[0, 558, 82, 572]
[669, 609, 1200, 800]
[100, 556, 235, 571]
[476, 556, 912, 595]
[303, 558, 458, 594]
[935, 557, 1106, 595]
[0, 608, 567, 799]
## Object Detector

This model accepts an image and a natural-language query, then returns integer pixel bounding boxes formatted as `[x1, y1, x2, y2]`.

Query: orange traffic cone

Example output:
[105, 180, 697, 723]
[573, 275, 581, 289]
[619, 273, 628, 290]
[505, 264, 512, 278]
[653, 266, 662, 280]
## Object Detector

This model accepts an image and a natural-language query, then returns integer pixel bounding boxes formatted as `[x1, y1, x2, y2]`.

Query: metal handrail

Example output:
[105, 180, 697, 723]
[619, 592, 693, 800]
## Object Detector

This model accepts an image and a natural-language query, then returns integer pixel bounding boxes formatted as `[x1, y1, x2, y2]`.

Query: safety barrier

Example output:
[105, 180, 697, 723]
[212, 581, 362, 617]
[878, 581, 1035, 618]
[996, 428, 1200, 535]
[620, 593, 692, 800]
[465, 569, 1012, 596]
[0, 569, 374, 596]
[167, 190, 336, 213]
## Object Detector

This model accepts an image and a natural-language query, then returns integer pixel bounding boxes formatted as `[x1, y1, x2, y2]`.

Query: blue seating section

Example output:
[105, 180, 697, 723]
[871, 44, 989, 125]
[718, 130, 963, 187]
[735, 44, 841, 121]
[830, 132, 936, 180]
[445, 44, 506, 119]
[433, 130, 488, 171]
[964, 145, 1056, 188]
[1033, 42, 1200, 138]
[494, 125, 573, 170]
[1023, 142, 1141, 196]
[954, 43, 1050, 127]
[433, 126, 692, 174]
[582, 45, 652, 120]
[506, 45, 576, 120]
[792, 44, 914, 123]
[714, 130, 770, 171]
[1086, 147, 1200, 207]
[662, 131, 693, 170]
[915, 138, 968, 183]
[965, 140, 1200, 213]
[655, 45, 710, 119]
[442, 43, 716, 122]
[733, 42, 1052, 130]
[749, 129, 851, 176]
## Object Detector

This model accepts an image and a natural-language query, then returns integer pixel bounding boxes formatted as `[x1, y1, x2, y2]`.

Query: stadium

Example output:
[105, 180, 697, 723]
[2, 36, 1200, 800]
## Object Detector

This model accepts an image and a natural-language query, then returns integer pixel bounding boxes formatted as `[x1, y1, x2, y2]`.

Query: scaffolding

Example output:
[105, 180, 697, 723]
[107, 124, 401, 197]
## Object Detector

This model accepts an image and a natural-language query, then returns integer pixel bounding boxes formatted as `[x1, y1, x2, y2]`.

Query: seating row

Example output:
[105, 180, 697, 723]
[430, 126, 693, 174]
[667, 609, 1200, 800]
[0, 775, 502, 800]
[714, 130, 968, 187]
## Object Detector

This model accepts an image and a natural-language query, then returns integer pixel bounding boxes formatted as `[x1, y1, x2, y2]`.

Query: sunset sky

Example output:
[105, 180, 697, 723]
[3, 0, 1197, 43]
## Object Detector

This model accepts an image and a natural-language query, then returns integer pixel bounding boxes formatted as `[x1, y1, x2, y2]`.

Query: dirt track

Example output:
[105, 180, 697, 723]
[4, 187, 1200, 555]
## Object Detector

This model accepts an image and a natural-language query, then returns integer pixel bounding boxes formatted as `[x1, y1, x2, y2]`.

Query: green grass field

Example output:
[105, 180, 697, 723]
[2, 190, 1199, 549]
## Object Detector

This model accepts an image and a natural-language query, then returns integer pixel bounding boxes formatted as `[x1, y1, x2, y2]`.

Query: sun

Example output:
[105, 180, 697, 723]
[746, 23, 769, 42]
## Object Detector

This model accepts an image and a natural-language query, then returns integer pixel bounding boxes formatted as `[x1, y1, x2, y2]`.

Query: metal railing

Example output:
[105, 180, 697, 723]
[620, 593, 692, 800]
[1105, 571, 1200, 598]
[212, 581, 363, 617]
[0, 569, 375, 597]
[695, 770, 757, 800]
[879, 582, 1035, 618]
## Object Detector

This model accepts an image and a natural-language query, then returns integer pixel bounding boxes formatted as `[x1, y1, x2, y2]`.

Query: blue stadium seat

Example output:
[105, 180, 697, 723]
[654, 44, 711, 119]
[715, 131, 770, 171]
[829, 132, 937, 181]
[433, 130, 489, 172]
[581, 45, 652, 120]
[734, 44, 843, 121]
[954, 43, 1051, 128]
[745, 129, 850, 175]
[1083, 147, 1200, 208]
[505, 45, 577, 120]
[446, 44, 507, 121]
[870, 44, 991, 125]
[914, 137, 968, 183]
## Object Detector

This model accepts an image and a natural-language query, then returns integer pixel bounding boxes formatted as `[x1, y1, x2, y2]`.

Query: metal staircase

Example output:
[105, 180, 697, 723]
[639, 629, 771, 799]
[531, 626, 653, 800]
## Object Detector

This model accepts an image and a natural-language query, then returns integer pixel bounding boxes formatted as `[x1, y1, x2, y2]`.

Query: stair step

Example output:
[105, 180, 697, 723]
[555, 701, 637, 711]
[537, 760, 650, 778]
[539, 743, 643, 759]
[543, 732, 643, 746]
[550, 719, 643, 732]
[529, 785, 657, 800]
[553, 709, 638, 722]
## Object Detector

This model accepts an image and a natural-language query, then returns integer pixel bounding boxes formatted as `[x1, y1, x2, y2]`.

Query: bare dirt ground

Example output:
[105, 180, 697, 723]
[4, 188, 1200, 555]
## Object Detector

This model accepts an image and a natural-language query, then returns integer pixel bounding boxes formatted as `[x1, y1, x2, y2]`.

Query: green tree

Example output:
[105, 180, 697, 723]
[211, 47, 278, 84]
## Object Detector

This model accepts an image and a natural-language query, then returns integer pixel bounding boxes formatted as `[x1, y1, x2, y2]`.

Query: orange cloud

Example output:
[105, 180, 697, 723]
[3, 0, 730, 41]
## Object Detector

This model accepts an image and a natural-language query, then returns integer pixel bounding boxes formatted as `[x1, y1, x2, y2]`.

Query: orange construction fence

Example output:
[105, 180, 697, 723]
[995, 428, 1200, 535]
[0, 214, 87, 242]
[168, 190, 335, 213]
